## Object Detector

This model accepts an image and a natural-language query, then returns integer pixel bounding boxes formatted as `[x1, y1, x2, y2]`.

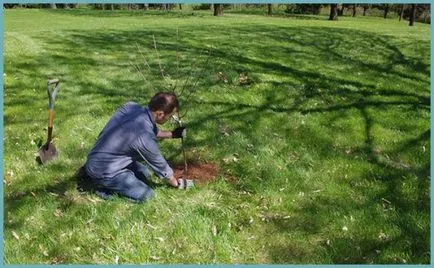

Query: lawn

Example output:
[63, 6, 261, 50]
[3, 8, 430, 264]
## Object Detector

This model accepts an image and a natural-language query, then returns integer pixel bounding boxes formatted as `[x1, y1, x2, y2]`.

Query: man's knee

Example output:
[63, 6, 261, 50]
[131, 186, 155, 202]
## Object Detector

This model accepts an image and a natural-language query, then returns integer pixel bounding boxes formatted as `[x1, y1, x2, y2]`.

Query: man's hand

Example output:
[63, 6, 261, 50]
[168, 176, 179, 188]
[171, 127, 186, 139]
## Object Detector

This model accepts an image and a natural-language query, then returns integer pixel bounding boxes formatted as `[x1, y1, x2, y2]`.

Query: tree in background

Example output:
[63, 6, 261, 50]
[4, 3, 78, 9]
[383, 4, 390, 19]
[362, 4, 371, 16]
[214, 4, 223, 16]
[399, 4, 405, 21]
[420, 5, 431, 23]
[338, 4, 345, 16]
[329, 4, 338, 20]
[373, 4, 395, 19]
[403, 4, 430, 24]
[3, 3, 430, 24]
[409, 4, 416, 26]
[285, 4, 322, 15]
[352, 4, 357, 17]
[192, 4, 211, 11]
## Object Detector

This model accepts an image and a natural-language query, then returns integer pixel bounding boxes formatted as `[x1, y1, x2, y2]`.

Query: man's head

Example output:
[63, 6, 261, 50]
[149, 92, 179, 124]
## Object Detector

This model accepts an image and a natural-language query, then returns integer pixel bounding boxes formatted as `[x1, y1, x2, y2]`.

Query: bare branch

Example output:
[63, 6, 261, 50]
[135, 42, 153, 73]
[152, 34, 173, 90]
[129, 61, 148, 83]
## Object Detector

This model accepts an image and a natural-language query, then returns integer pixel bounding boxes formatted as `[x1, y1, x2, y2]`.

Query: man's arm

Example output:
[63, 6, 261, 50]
[136, 133, 174, 179]
[157, 130, 173, 139]
[157, 127, 186, 139]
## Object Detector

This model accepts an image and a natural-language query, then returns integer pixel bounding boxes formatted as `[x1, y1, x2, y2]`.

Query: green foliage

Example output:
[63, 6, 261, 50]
[192, 4, 211, 11]
[285, 4, 322, 15]
[4, 9, 430, 264]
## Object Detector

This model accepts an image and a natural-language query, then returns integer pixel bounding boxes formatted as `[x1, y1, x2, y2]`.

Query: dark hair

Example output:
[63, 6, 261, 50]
[148, 92, 179, 114]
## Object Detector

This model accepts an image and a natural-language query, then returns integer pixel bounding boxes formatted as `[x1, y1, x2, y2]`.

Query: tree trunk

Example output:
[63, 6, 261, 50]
[423, 10, 430, 23]
[338, 4, 344, 16]
[50, 3, 57, 9]
[352, 4, 356, 17]
[329, 4, 338, 20]
[363, 6, 368, 16]
[214, 4, 223, 16]
[399, 4, 405, 21]
[383, 5, 389, 19]
[110, 4, 114, 11]
[268, 4, 272, 16]
[409, 4, 416, 26]
[179, 4, 182, 10]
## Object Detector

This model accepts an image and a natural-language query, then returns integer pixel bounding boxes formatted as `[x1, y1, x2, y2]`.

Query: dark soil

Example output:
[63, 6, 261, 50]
[172, 162, 220, 184]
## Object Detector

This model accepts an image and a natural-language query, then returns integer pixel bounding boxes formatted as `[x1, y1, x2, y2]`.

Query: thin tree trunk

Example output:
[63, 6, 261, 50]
[409, 4, 416, 26]
[51, 3, 57, 9]
[384, 5, 389, 19]
[268, 4, 272, 16]
[423, 11, 430, 23]
[338, 4, 344, 16]
[363, 6, 368, 16]
[352, 4, 356, 17]
[399, 4, 405, 21]
[179, 4, 182, 10]
[110, 4, 114, 11]
[329, 4, 338, 20]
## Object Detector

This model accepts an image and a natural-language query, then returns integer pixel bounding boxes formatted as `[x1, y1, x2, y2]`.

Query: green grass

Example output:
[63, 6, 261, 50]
[4, 8, 430, 264]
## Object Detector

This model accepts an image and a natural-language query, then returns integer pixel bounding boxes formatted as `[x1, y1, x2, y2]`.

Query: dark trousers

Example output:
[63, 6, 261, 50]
[87, 162, 155, 202]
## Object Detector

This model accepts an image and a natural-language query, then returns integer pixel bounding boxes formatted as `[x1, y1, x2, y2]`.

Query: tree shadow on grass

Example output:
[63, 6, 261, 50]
[183, 88, 429, 263]
[5, 24, 428, 131]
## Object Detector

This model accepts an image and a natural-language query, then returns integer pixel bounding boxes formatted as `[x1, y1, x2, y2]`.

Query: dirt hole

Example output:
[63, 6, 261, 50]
[172, 162, 221, 184]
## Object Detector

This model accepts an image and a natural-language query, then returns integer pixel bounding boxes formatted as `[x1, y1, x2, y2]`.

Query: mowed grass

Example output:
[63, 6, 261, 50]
[3, 8, 430, 264]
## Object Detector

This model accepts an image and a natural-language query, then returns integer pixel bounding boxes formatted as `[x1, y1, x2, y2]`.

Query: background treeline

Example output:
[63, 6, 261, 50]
[3, 3, 431, 24]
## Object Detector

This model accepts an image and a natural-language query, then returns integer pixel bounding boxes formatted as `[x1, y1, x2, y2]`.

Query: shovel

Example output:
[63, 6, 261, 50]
[37, 79, 60, 164]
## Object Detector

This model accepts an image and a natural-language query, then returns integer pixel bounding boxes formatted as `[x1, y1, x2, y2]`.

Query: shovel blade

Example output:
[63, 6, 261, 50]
[37, 142, 58, 164]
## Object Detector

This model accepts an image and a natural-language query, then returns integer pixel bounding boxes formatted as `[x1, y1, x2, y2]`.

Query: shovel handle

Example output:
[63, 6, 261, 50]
[47, 79, 60, 109]
[46, 126, 53, 147]
[46, 79, 59, 143]
[46, 102, 55, 144]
